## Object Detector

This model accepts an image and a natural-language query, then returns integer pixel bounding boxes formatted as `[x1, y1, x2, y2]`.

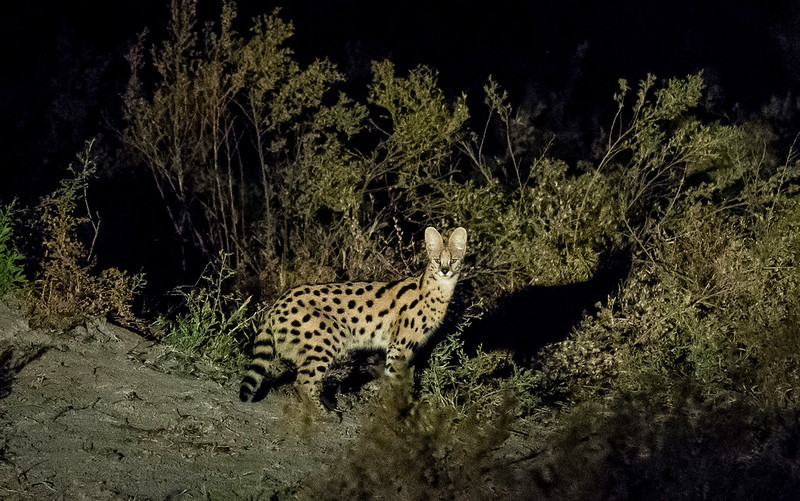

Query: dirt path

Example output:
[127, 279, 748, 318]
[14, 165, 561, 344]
[0, 300, 361, 500]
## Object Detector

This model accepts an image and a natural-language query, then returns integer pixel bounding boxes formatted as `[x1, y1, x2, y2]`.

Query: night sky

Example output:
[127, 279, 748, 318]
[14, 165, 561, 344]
[4, 1, 797, 117]
[3, 1, 797, 154]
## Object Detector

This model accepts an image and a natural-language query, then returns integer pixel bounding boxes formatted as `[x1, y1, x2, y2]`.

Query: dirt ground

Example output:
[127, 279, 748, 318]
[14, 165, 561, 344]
[7, 294, 799, 500]
[0, 299, 370, 500]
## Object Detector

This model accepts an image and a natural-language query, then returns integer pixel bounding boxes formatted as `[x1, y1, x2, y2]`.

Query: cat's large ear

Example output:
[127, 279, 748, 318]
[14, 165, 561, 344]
[425, 227, 443, 259]
[448, 227, 467, 260]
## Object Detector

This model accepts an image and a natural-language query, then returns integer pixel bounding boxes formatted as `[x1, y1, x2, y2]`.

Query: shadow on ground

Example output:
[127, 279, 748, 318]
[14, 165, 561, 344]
[461, 245, 632, 364]
[0, 341, 48, 400]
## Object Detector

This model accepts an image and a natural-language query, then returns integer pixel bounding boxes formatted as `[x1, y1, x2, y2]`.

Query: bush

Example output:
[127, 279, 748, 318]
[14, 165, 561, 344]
[523, 382, 800, 500]
[123, 1, 477, 302]
[302, 305, 545, 499]
[29, 140, 144, 329]
[540, 77, 800, 408]
[303, 369, 516, 500]
[0, 202, 25, 297]
[436, 80, 623, 299]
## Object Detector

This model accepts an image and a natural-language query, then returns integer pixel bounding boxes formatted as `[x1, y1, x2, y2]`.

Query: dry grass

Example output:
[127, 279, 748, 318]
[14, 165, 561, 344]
[28, 141, 143, 329]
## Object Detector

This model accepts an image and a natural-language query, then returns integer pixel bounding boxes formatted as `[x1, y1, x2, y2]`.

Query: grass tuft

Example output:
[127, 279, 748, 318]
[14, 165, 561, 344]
[0, 202, 26, 298]
[151, 252, 259, 375]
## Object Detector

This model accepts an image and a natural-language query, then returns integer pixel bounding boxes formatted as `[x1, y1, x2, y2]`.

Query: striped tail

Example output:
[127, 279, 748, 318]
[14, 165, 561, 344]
[239, 330, 276, 402]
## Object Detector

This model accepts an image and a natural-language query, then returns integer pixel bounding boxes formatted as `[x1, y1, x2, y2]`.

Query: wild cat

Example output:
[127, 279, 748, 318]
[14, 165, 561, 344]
[239, 227, 468, 411]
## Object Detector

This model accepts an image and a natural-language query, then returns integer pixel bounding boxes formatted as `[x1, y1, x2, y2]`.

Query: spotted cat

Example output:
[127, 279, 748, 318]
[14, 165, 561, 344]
[239, 227, 468, 410]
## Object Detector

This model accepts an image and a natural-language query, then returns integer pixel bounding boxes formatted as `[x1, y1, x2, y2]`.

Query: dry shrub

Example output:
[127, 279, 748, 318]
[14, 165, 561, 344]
[538, 87, 800, 408]
[523, 382, 800, 500]
[29, 141, 143, 329]
[302, 371, 515, 501]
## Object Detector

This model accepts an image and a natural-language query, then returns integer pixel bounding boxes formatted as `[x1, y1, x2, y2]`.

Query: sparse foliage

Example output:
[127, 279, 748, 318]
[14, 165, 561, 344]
[29, 140, 144, 329]
[447, 80, 622, 297]
[420, 303, 541, 416]
[0, 202, 26, 297]
[540, 77, 800, 413]
[151, 252, 260, 374]
[121, 0, 473, 298]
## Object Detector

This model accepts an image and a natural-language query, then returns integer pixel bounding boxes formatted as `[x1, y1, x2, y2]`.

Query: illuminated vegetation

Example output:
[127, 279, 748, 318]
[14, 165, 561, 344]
[2, 0, 797, 497]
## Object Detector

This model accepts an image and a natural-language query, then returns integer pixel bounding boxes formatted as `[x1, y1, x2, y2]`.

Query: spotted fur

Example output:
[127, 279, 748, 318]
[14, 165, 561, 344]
[239, 227, 468, 410]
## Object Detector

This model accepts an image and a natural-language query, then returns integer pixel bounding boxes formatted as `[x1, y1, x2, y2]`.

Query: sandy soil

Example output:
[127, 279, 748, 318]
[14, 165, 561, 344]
[0, 299, 367, 500]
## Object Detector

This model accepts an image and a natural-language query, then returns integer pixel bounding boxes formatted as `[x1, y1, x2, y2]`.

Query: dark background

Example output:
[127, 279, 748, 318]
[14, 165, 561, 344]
[1, 0, 798, 305]
[4, 0, 797, 164]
